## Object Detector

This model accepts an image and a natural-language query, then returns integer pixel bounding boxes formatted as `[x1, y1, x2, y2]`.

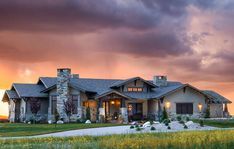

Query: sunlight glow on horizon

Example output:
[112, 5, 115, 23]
[0, 89, 8, 116]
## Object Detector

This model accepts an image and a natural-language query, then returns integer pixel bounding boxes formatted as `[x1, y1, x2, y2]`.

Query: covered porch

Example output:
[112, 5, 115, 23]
[96, 91, 151, 123]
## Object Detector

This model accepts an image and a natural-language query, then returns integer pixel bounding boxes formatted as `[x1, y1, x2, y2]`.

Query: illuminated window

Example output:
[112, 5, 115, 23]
[127, 87, 143, 92]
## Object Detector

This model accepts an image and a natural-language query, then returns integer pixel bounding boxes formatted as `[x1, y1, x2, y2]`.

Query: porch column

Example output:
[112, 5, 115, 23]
[224, 103, 229, 117]
[98, 100, 105, 122]
[120, 98, 128, 123]
[157, 99, 162, 121]
[77, 93, 83, 119]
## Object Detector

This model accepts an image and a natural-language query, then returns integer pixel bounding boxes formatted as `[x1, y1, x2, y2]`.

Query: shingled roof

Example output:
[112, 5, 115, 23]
[2, 76, 232, 104]
[12, 83, 47, 98]
[202, 90, 232, 104]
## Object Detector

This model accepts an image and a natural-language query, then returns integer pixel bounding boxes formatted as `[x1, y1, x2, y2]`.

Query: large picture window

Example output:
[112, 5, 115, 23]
[176, 103, 193, 114]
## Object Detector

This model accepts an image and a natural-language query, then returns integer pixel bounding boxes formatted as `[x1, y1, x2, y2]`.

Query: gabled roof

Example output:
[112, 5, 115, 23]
[12, 83, 47, 98]
[5, 90, 19, 99]
[202, 90, 232, 104]
[95, 90, 131, 99]
[110, 77, 156, 88]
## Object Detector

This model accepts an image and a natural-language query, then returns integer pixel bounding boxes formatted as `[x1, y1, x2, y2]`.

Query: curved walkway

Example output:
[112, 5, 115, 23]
[1, 125, 234, 139]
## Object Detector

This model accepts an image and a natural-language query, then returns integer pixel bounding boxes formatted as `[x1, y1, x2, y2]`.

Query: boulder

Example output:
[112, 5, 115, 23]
[85, 120, 91, 124]
[185, 121, 194, 126]
[143, 121, 151, 128]
[130, 121, 138, 125]
[57, 120, 64, 124]
[153, 121, 160, 124]
[48, 120, 52, 124]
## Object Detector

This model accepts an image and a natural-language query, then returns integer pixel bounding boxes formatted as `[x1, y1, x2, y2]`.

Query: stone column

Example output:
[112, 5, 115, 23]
[57, 68, 71, 121]
[120, 99, 128, 123]
[77, 93, 83, 119]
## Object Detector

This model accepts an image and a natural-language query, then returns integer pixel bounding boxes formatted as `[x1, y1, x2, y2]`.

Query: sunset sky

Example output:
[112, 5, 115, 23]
[0, 0, 234, 116]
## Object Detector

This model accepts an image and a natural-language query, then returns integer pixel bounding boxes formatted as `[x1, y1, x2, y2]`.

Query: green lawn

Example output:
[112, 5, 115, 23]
[193, 119, 234, 128]
[1, 130, 234, 149]
[0, 123, 124, 137]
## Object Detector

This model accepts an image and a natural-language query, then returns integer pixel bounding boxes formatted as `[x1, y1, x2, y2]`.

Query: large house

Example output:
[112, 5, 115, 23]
[2, 68, 232, 123]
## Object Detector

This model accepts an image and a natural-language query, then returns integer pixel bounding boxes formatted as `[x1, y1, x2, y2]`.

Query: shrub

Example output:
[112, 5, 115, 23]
[165, 122, 169, 126]
[204, 107, 210, 118]
[184, 125, 188, 129]
[136, 127, 142, 131]
[86, 107, 91, 120]
[186, 116, 190, 122]
[163, 119, 171, 124]
[150, 126, 156, 131]
[199, 120, 204, 127]
[135, 124, 139, 128]
[177, 116, 182, 121]
[130, 125, 135, 129]
[179, 120, 185, 125]
[167, 126, 171, 129]
[161, 107, 168, 121]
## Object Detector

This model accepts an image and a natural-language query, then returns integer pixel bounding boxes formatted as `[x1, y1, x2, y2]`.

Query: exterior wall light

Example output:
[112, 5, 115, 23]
[165, 101, 171, 109]
[198, 103, 202, 112]
[111, 101, 115, 105]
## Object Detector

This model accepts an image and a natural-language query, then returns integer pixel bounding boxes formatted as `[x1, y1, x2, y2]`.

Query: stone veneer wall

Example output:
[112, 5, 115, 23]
[57, 68, 71, 121]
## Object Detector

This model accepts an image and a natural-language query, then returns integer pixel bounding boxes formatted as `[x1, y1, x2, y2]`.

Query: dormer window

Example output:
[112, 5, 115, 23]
[128, 87, 143, 92]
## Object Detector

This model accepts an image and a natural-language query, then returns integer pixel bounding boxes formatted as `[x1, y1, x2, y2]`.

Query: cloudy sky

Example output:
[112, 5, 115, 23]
[0, 0, 234, 115]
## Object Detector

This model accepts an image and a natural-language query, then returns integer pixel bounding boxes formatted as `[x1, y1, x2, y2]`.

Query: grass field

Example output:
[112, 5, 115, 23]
[0, 123, 123, 137]
[193, 119, 234, 128]
[1, 130, 234, 149]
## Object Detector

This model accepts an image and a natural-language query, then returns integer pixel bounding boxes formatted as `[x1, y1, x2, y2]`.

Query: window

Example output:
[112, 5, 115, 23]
[71, 95, 78, 114]
[176, 103, 193, 114]
[127, 87, 143, 92]
[51, 96, 57, 115]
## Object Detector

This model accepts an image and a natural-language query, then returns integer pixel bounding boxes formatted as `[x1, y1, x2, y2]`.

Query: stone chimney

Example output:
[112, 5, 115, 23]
[153, 76, 167, 87]
[57, 68, 71, 120]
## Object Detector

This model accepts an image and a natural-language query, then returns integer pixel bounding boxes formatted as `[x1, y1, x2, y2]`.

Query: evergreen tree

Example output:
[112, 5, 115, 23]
[161, 107, 168, 121]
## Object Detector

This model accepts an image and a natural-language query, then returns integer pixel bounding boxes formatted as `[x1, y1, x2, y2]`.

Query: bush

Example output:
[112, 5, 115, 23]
[86, 107, 91, 120]
[163, 119, 171, 124]
[135, 124, 139, 128]
[186, 116, 190, 122]
[177, 116, 182, 121]
[136, 127, 142, 131]
[165, 122, 169, 126]
[199, 120, 204, 127]
[179, 120, 185, 125]
[184, 125, 188, 129]
[150, 126, 156, 131]
[161, 107, 169, 121]
[130, 125, 135, 129]
[167, 126, 171, 129]
[204, 107, 210, 118]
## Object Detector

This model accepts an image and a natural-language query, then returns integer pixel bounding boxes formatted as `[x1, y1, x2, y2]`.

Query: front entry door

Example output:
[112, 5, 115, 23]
[128, 103, 143, 121]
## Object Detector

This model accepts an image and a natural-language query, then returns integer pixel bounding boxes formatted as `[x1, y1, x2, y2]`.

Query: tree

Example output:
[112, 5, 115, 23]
[64, 98, 76, 122]
[161, 107, 168, 121]
[29, 98, 41, 124]
[204, 107, 210, 118]
[54, 109, 60, 127]
[86, 106, 91, 120]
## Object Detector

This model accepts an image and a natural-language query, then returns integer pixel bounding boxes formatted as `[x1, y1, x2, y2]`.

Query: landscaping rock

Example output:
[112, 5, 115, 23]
[185, 121, 194, 126]
[85, 120, 91, 124]
[57, 120, 64, 124]
[130, 121, 138, 125]
[143, 121, 151, 128]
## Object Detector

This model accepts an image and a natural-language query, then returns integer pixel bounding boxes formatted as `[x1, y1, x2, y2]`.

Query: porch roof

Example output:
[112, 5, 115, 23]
[95, 90, 132, 100]
[202, 90, 232, 104]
